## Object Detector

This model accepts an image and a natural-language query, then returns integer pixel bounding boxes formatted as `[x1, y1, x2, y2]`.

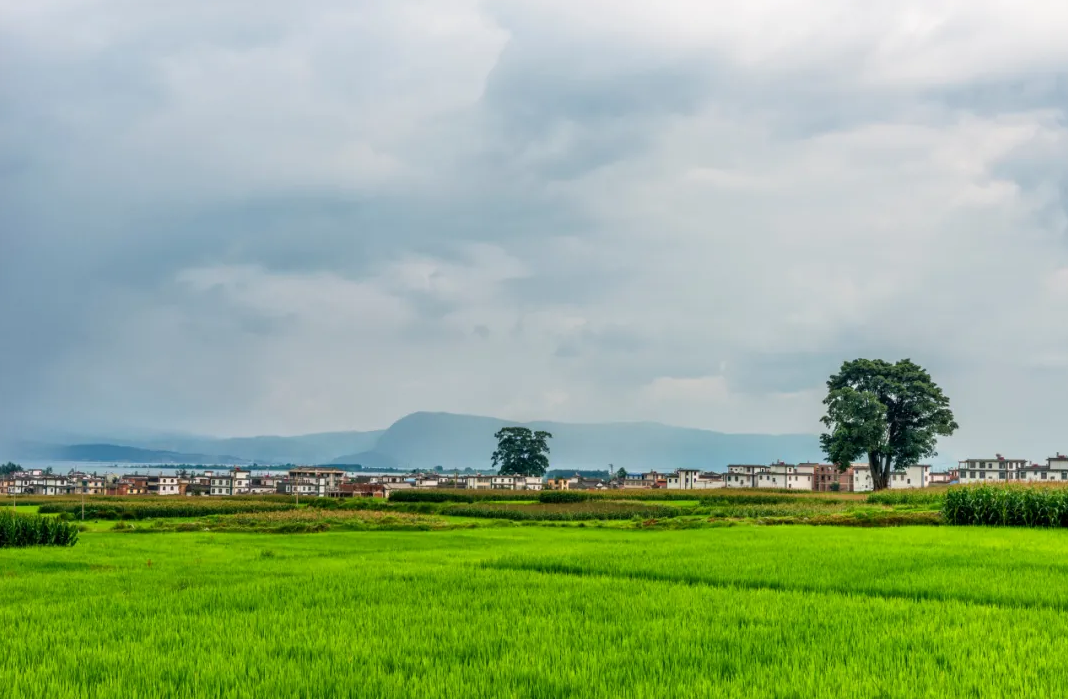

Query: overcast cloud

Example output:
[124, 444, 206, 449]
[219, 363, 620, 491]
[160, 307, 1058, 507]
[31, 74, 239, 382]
[2, 0, 1067, 461]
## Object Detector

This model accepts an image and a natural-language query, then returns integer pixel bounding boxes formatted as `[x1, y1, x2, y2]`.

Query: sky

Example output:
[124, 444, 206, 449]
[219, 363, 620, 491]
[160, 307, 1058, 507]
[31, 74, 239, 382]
[2, 1, 1067, 460]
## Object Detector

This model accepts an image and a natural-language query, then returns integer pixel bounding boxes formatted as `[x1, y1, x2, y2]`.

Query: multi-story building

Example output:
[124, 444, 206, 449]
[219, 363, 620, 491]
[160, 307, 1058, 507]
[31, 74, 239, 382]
[957, 456, 1027, 483]
[666, 470, 724, 489]
[148, 475, 181, 496]
[69, 473, 106, 495]
[209, 474, 233, 496]
[849, 463, 929, 491]
[1019, 454, 1068, 483]
[778, 462, 815, 490]
[286, 467, 344, 497]
[889, 464, 930, 489]
[851, 465, 873, 492]
[7, 470, 75, 495]
[464, 475, 493, 490]
[666, 469, 701, 489]
[813, 464, 844, 492]
[725, 464, 766, 488]
[248, 475, 281, 495]
[623, 471, 666, 489]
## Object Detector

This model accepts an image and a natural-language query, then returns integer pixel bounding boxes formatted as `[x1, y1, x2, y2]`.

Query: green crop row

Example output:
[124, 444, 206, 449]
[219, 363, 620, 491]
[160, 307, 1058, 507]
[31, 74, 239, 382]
[393, 487, 858, 505]
[389, 489, 539, 503]
[442, 501, 681, 521]
[0, 510, 78, 547]
[867, 490, 946, 506]
[942, 484, 1068, 527]
[37, 500, 297, 520]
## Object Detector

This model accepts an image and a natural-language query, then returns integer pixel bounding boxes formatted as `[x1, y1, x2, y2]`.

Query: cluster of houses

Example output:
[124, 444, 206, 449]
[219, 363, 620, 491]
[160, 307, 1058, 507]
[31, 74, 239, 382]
[5, 454, 1067, 498]
[2, 467, 356, 498]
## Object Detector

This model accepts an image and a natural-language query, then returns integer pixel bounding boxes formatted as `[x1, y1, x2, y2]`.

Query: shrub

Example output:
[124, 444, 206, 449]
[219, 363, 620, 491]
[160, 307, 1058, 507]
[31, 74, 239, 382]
[0, 510, 79, 547]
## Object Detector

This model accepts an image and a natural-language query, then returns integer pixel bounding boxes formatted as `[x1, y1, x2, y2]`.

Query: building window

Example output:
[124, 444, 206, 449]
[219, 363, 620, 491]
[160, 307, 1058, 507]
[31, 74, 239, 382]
[999, 472, 1005, 480]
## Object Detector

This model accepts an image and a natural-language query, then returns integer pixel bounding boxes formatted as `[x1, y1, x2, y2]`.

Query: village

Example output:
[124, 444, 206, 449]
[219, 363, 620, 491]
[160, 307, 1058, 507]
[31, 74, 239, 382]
[5, 454, 1068, 498]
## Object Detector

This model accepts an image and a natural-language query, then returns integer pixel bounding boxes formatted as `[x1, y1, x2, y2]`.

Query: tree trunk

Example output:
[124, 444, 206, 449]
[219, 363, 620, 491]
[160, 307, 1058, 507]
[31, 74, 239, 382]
[869, 452, 891, 490]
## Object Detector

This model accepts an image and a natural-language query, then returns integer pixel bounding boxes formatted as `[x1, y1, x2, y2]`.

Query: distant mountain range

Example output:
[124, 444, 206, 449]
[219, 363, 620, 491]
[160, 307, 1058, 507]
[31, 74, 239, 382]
[4, 412, 823, 472]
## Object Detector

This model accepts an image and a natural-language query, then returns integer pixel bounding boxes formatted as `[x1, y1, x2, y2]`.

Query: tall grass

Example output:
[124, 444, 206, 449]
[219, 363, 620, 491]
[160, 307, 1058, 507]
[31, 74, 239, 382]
[943, 484, 1068, 527]
[867, 490, 945, 506]
[0, 510, 78, 547]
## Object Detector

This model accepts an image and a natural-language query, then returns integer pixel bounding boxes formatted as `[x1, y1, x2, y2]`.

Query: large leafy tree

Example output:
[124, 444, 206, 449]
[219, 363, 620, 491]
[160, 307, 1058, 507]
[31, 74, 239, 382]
[820, 359, 957, 490]
[491, 427, 553, 477]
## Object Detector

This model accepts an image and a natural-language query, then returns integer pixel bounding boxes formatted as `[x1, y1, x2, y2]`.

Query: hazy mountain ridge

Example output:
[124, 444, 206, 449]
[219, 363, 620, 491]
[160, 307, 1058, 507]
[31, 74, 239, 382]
[5, 412, 823, 471]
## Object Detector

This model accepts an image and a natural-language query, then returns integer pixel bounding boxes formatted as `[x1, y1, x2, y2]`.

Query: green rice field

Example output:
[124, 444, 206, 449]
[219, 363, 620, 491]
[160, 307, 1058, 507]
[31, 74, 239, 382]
[5, 525, 1068, 697]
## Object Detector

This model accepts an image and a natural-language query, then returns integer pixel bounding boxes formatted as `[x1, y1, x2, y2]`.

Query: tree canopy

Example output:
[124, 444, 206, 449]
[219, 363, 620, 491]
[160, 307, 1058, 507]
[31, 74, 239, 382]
[491, 427, 553, 477]
[820, 358, 957, 490]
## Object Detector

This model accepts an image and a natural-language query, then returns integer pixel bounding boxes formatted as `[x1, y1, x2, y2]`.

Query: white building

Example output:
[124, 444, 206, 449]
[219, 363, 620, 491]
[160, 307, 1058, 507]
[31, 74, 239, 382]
[851, 463, 929, 490]
[7, 471, 73, 495]
[464, 475, 493, 489]
[209, 474, 232, 496]
[1019, 454, 1068, 483]
[286, 467, 344, 497]
[751, 462, 813, 490]
[888, 464, 929, 489]
[852, 465, 873, 492]
[666, 469, 700, 490]
[152, 476, 181, 496]
[958, 456, 1027, 484]
[724, 465, 766, 488]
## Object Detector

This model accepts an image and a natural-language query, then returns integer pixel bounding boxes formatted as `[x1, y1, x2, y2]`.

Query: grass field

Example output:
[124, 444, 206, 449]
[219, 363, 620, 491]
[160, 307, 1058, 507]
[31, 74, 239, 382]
[5, 525, 1068, 697]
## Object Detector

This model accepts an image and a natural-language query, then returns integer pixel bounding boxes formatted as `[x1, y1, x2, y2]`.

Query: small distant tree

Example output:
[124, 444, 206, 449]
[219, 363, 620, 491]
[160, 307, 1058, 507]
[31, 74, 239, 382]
[0, 462, 20, 476]
[829, 482, 841, 492]
[615, 467, 627, 481]
[820, 358, 957, 491]
[492, 427, 553, 477]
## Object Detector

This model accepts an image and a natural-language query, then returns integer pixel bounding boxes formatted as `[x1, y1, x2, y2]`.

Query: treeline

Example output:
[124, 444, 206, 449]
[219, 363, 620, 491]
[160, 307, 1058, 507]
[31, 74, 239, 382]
[0, 510, 78, 548]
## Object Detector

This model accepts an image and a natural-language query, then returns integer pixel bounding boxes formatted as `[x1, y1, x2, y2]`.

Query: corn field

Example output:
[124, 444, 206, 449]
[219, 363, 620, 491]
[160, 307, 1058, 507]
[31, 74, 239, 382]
[943, 484, 1068, 526]
[0, 510, 79, 547]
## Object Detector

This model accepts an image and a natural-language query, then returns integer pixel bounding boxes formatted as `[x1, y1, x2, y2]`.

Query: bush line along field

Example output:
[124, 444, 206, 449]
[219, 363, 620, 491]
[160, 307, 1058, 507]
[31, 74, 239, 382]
[7, 527, 1068, 697]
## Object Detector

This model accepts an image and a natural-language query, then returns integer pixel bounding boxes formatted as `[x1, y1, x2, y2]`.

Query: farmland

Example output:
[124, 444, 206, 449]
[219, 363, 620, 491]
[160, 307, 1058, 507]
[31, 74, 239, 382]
[5, 524, 1068, 697]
